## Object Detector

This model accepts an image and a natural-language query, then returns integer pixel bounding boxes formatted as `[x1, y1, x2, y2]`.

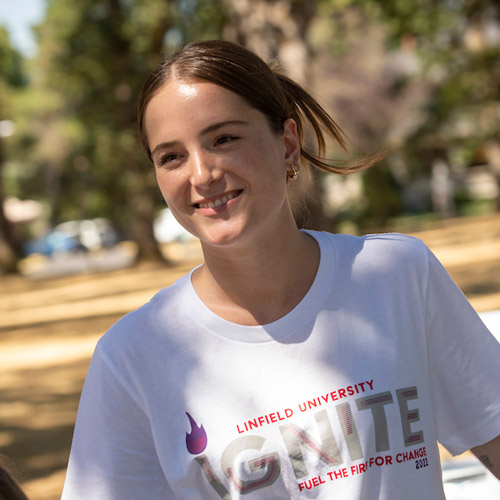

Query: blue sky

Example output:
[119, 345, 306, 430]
[0, 0, 46, 56]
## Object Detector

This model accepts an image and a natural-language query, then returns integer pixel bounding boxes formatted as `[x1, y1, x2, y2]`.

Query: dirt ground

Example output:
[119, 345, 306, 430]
[1, 213, 500, 500]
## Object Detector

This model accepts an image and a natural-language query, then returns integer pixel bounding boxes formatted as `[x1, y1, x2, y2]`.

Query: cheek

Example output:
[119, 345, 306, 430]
[155, 171, 169, 200]
[155, 170, 182, 201]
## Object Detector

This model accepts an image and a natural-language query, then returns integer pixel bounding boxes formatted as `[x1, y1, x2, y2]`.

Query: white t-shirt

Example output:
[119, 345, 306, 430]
[61, 231, 500, 499]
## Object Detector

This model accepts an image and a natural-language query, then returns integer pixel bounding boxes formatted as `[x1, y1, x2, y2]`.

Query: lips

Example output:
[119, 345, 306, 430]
[193, 190, 242, 209]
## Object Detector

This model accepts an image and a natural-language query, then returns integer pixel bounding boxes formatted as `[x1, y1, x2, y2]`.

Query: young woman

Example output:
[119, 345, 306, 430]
[62, 40, 500, 499]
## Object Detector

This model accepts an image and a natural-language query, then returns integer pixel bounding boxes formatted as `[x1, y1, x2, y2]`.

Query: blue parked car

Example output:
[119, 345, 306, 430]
[24, 218, 118, 256]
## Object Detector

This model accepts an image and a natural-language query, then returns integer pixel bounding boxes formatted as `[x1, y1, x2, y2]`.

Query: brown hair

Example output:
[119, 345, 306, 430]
[0, 463, 29, 500]
[138, 40, 375, 174]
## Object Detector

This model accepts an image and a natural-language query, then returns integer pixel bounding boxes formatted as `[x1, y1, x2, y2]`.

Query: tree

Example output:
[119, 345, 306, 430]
[0, 27, 27, 273]
[33, 0, 227, 261]
[33, 0, 171, 261]
[362, 0, 500, 214]
[305, 0, 500, 226]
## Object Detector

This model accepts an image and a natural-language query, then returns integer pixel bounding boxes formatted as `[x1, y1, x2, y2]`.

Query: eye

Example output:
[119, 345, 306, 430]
[214, 135, 239, 146]
[155, 152, 182, 167]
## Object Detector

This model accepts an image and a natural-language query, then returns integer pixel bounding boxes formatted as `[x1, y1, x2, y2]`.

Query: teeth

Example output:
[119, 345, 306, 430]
[198, 192, 238, 209]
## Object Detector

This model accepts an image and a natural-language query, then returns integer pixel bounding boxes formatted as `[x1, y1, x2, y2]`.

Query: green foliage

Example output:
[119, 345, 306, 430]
[30, 0, 227, 230]
[0, 27, 27, 88]
[0, 0, 230, 263]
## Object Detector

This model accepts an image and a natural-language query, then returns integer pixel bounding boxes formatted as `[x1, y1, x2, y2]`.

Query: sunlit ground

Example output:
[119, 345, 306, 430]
[1, 216, 500, 500]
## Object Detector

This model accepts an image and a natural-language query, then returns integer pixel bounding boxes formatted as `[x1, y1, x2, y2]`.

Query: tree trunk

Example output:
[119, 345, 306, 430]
[0, 139, 22, 274]
[107, 0, 170, 263]
[0, 210, 21, 274]
[126, 166, 167, 263]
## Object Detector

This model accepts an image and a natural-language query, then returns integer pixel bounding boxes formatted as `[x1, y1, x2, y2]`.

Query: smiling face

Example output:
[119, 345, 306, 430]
[144, 79, 300, 251]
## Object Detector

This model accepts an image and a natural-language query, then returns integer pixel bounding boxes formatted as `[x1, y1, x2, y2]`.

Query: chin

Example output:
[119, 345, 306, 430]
[200, 234, 240, 249]
[198, 227, 250, 250]
[194, 219, 249, 247]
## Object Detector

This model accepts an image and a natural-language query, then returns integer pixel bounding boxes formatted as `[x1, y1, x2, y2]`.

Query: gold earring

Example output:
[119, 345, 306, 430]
[287, 162, 300, 181]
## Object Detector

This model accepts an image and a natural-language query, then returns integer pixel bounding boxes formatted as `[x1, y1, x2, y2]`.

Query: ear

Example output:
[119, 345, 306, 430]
[282, 118, 300, 164]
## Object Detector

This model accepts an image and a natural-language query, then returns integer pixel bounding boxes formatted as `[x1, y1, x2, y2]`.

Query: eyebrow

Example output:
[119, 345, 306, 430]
[150, 120, 249, 157]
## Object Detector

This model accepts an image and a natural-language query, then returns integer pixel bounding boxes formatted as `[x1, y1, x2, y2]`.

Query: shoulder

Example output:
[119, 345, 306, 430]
[313, 230, 429, 265]
[97, 272, 190, 357]
[82, 272, 196, 402]
[308, 230, 432, 288]
[356, 233, 429, 274]
[361, 232, 428, 261]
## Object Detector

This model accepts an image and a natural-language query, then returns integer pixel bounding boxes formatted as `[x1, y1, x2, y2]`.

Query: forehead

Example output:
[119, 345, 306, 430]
[144, 79, 267, 145]
[148, 79, 250, 114]
[147, 80, 249, 121]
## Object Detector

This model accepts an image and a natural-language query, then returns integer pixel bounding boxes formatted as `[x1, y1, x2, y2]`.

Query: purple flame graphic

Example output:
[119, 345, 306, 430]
[185, 412, 208, 455]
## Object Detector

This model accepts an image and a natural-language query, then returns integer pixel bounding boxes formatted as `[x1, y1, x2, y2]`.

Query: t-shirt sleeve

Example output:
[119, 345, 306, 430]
[61, 343, 176, 500]
[424, 247, 500, 456]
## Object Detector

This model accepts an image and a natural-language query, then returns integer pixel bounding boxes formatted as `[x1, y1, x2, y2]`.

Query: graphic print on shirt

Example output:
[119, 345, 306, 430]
[185, 381, 429, 498]
[186, 412, 208, 454]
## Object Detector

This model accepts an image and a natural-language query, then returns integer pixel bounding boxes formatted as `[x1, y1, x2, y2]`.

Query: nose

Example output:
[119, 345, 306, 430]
[189, 151, 219, 188]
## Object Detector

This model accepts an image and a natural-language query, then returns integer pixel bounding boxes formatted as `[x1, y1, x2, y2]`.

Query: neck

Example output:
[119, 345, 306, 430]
[192, 227, 320, 326]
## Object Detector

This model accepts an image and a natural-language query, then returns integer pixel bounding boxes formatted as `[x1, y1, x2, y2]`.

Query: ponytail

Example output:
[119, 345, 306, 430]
[275, 71, 381, 175]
